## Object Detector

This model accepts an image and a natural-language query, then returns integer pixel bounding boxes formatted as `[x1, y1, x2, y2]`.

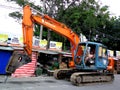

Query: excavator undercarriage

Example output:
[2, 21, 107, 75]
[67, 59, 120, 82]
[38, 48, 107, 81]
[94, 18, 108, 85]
[54, 69, 114, 86]
[70, 72, 114, 86]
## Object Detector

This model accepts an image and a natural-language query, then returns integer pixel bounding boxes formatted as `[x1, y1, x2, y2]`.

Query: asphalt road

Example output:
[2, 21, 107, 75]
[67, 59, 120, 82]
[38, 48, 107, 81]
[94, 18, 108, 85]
[0, 74, 120, 90]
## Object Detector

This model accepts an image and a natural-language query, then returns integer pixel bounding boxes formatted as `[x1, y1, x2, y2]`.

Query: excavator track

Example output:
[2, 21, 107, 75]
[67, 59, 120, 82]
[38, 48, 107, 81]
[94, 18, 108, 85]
[70, 72, 114, 86]
[54, 69, 114, 86]
[54, 69, 73, 79]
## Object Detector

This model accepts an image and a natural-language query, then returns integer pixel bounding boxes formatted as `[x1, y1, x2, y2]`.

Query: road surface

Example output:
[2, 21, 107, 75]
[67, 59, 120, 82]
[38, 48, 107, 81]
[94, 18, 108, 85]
[0, 74, 120, 90]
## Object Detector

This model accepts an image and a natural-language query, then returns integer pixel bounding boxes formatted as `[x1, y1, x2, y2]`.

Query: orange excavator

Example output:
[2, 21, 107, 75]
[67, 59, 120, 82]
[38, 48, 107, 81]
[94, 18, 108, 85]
[6, 5, 114, 85]
[6, 5, 80, 75]
[22, 5, 80, 59]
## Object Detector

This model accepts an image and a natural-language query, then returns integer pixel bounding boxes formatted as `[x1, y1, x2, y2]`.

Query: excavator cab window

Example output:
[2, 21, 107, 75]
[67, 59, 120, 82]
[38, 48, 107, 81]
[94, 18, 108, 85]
[75, 42, 96, 67]
[98, 46, 108, 67]
[84, 44, 96, 67]
[74, 43, 85, 65]
[98, 47, 107, 58]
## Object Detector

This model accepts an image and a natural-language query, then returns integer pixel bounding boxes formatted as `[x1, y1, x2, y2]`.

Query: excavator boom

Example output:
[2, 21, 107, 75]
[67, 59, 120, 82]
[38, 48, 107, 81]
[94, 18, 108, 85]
[6, 5, 81, 73]
[22, 5, 33, 57]
[23, 5, 81, 58]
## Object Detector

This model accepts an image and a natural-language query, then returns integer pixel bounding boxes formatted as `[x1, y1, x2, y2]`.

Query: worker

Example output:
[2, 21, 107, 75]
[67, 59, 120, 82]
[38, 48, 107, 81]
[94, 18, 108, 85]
[85, 50, 95, 66]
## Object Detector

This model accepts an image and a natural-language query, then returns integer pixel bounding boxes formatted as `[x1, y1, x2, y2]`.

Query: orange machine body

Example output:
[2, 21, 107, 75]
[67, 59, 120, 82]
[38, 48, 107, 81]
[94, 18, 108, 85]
[22, 5, 80, 60]
[22, 5, 33, 57]
[22, 5, 114, 71]
[107, 57, 114, 72]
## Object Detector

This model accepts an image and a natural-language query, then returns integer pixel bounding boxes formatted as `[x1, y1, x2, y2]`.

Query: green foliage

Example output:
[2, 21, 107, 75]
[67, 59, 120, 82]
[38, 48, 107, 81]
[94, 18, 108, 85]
[57, 0, 101, 40]
[56, 0, 120, 50]
[8, 0, 42, 19]
[8, 0, 43, 38]
[9, 11, 22, 19]
[8, 0, 120, 50]
[34, 24, 40, 36]
[8, 0, 29, 6]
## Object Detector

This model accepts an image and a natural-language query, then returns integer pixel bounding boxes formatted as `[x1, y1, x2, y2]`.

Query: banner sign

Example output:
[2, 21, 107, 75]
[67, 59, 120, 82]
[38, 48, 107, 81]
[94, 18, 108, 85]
[39, 39, 48, 49]
[49, 41, 62, 51]
[33, 37, 39, 46]
[0, 33, 63, 51]
[0, 33, 8, 43]
[8, 35, 23, 45]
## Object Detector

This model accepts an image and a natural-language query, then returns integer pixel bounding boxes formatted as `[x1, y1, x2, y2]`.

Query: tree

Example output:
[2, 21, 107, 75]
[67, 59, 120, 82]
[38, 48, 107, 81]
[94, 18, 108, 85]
[8, 0, 42, 36]
[40, 0, 82, 50]
[8, 0, 120, 50]
[8, 0, 82, 51]
[105, 17, 120, 50]
[8, 0, 81, 35]
[57, 0, 110, 40]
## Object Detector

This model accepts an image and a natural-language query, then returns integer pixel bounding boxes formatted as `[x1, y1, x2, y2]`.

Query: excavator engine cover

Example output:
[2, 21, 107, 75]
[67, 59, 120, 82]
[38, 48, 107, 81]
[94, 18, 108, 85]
[6, 51, 31, 74]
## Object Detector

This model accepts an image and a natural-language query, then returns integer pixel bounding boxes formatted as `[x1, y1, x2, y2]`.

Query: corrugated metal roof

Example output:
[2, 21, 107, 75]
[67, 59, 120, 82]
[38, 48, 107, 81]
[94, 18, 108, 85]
[0, 46, 14, 51]
[38, 50, 71, 55]
[38, 50, 59, 54]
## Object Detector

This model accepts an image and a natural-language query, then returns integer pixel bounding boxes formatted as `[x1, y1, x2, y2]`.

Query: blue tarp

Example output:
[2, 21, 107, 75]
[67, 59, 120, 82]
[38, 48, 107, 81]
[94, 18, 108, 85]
[0, 46, 14, 74]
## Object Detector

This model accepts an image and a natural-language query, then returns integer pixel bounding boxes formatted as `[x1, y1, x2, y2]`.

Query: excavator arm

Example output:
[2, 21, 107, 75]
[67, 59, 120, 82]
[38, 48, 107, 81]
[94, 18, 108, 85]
[22, 5, 114, 71]
[22, 5, 33, 57]
[23, 5, 81, 58]
[32, 15, 80, 57]
[6, 5, 81, 73]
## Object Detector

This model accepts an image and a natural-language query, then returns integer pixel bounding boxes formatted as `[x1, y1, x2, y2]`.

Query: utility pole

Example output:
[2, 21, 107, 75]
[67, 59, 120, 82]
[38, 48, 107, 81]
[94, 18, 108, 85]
[39, 24, 43, 40]
[89, 29, 91, 41]
[39, 0, 45, 40]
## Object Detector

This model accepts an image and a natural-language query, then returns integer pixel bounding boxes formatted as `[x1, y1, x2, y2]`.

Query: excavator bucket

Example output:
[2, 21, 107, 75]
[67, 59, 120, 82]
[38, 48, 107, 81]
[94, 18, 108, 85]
[6, 51, 31, 74]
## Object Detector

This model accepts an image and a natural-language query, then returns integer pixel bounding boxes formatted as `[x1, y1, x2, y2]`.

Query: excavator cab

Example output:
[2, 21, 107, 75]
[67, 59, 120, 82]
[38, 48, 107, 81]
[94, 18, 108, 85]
[54, 41, 114, 84]
[74, 41, 109, 71]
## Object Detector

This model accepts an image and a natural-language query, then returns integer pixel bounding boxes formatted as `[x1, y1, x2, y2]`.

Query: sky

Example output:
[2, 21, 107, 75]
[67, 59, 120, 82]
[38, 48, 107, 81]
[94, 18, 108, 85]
[0, 0, 22, 36]
[0, 0, 120, 35]
[98, 0, 120, 17]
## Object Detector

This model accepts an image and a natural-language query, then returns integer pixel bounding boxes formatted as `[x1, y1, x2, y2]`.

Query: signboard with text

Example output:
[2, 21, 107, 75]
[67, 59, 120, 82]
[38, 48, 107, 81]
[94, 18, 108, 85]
[49, 41, 62, 51]
[39, 39, 48, 49]
[0, 33, 8, 44]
